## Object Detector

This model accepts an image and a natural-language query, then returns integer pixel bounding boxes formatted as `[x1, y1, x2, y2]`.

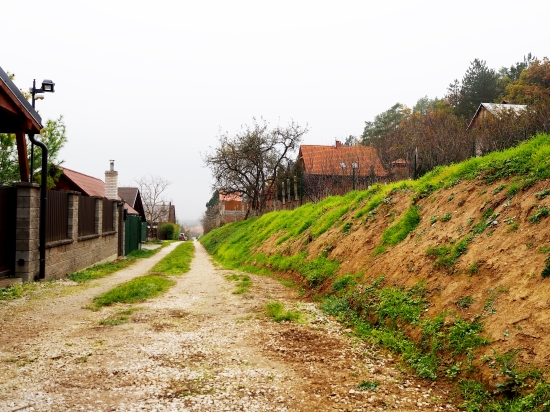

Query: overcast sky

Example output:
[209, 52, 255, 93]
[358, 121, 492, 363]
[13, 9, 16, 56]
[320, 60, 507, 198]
[2, 0, 548, 224]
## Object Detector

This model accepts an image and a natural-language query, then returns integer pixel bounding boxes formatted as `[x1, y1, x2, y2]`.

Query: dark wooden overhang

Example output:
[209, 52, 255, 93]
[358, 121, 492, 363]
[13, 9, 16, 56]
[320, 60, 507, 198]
[0, 66, 43, 182]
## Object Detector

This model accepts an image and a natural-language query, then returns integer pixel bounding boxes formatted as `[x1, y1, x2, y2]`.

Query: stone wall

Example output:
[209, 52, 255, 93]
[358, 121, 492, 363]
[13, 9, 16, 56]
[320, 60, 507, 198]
[14, 184, 121, 281]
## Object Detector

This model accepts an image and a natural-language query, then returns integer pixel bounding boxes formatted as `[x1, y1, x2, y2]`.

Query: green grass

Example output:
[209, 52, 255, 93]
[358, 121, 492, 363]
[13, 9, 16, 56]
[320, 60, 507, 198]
[381, 205, 421, 247]
[226, 273, 252, 294]
[69, 248, 158, 283]
[150, 241, 195, 275]
[265, 301, 302, 323]
[321, 277, 489, 381]
[91, 275, 175, 308]
[332, 273, 357, 293]
[0, 282, 49, 301]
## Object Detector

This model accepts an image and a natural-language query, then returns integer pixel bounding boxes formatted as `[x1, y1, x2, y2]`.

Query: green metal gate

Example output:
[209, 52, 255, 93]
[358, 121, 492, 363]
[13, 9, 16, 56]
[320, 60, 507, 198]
[125, 215, 142, 255]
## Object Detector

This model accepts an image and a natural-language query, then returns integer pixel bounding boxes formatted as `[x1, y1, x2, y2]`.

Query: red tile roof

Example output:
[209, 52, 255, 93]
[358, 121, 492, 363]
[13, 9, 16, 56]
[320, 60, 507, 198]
[298, 144, 388, 177]
[57, 167, 141, 217]
[219, 192, 243, 202]
[59, 167, 105, 197]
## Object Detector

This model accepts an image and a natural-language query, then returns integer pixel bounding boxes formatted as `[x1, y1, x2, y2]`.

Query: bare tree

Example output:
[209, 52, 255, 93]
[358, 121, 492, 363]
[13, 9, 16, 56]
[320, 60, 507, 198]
[204, 118, 308, 218]
[135, 175, 171, 228]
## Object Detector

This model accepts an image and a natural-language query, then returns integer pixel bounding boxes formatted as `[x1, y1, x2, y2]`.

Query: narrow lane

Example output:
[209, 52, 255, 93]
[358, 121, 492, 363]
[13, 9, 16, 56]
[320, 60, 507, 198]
[0, 241, 456, 411]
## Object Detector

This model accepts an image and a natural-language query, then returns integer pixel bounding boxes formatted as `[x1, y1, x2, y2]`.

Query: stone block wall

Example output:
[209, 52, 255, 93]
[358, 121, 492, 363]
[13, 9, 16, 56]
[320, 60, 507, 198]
[14, 183, 40, 281]
[14, 184, 121, 281]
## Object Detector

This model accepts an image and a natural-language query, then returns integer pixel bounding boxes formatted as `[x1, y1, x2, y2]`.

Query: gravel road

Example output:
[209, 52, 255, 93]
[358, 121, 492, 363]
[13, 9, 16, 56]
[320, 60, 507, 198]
[0, 241, 457, 412]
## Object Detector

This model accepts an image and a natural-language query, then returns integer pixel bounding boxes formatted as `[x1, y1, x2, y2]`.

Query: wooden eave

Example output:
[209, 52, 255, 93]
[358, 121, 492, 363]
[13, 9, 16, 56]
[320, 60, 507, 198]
[0, 69, 43, 182]
[0, 81, 42, 134]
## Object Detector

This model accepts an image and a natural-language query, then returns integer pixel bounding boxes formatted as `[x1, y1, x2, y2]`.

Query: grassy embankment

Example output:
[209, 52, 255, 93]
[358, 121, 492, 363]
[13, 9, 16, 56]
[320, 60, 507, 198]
[200, 134, 550, 411]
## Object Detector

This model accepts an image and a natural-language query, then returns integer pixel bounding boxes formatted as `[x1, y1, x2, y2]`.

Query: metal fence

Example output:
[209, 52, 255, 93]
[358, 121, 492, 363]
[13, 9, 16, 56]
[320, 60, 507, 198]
[78, 196, 97, 236]
[102, 199, 114, 232]
[46, 190, 70, 242]
[0, 186, 16, 276]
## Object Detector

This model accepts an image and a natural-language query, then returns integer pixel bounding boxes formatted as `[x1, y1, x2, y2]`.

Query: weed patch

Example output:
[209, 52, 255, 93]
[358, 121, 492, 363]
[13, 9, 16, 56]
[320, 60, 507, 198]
[226, 273, 252, 294]
[265, 301, 302, 323]
[528, 206, 550, 224]
[426, 236, 473, 271]
[355, 381, 379, 391]
[69, 259, 135, 283]
[91, 275, 175, 308]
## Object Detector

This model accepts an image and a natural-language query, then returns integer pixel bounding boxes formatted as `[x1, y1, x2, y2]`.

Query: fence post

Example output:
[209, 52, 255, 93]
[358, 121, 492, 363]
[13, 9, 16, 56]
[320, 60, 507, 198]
[95, 197, 102, 235]
[13, 183, 40, 282]
[282, 181, 286, 206]
[286, 179, 291, 209]
[68, 193, 78, 240]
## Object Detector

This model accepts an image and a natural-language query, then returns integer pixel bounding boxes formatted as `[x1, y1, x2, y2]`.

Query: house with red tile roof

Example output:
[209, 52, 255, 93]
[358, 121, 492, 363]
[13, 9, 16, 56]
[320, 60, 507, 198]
[54, 166, 145, 222]
[218, 191, 248, 223]
[53, 163, 149, 253]
[297, 141, 388, 199]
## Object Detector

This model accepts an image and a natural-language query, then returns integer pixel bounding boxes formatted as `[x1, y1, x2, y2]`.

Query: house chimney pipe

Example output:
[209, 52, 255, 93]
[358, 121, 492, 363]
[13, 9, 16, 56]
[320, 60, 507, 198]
[105, 160, 119, 200]
[28, 133, 47, 280]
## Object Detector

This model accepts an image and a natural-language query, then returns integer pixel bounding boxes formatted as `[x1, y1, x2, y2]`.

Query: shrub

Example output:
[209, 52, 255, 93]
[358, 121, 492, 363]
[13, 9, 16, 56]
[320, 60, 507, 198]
[158, 223, 179, 240]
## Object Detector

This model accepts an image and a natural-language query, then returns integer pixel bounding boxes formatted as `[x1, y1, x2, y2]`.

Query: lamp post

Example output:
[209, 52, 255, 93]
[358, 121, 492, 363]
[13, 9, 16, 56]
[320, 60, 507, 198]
[28, 78, 56, 280]
[339, 162, 346, 193]
[29, 79, 56, 183]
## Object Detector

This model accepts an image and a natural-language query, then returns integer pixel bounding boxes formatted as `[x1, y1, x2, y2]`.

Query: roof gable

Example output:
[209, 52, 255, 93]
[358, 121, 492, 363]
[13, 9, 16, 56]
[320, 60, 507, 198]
[468, 103, 527, 129]
[119, 187, 146, 221]
[118, 187, 138, 207]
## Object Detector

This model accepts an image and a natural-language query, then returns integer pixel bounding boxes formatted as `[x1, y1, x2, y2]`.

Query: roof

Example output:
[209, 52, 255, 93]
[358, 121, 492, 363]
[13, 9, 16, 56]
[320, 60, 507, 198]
[56, 168, 146, 220]
[59, 167, 105, 197]
[118, 187, 138, 207]
[391, 158, 409, 166]
[468, 103, 527, 129]
[125, 203, 139, 215]
[298, 144, 388, 177]
[219, 192, 244, 202]
[0, 66, 42, 133]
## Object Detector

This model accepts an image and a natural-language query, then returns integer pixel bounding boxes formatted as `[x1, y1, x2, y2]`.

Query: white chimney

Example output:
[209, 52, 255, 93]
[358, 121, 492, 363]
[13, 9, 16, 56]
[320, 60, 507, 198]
[105, 160, 118, 200]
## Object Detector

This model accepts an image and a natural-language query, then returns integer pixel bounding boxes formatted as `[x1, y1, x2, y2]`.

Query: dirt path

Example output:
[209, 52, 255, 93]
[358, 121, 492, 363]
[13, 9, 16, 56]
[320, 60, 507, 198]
[0, 241, 457, 412]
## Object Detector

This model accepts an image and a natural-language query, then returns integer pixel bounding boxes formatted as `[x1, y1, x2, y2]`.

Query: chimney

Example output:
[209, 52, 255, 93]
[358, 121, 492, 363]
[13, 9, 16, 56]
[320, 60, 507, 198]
[335, 140, 341, 149]
[104, 160, 118, 200]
